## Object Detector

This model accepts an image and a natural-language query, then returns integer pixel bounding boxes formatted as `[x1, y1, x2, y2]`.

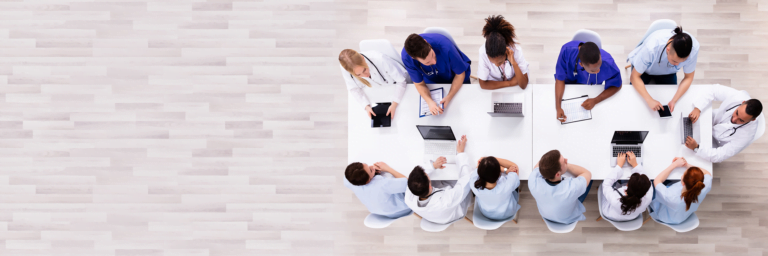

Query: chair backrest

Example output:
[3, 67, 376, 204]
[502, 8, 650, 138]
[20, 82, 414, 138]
[652, 212, 699, 233]
[472, 200, 513, 230]
[364, 213, 406, 229]
[542, 217, 578, 233]
[420, 218, 455, 232]
[596, 185, 644, 231]
[359, 39, 404, 67]
[637, 19, 678, 48]
[571, 29, 602, 49]
[423, 27, 457, 46]
[753, 114, 765, 143]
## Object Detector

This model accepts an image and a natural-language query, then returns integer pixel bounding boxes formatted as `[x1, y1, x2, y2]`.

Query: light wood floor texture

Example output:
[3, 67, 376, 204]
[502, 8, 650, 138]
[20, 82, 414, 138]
[0, 0, 765, 255]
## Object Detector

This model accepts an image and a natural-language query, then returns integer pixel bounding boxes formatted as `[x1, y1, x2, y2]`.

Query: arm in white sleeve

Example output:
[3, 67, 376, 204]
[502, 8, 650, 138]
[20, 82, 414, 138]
[696, 133, 752, 163]
[381, 55, 408, 104]
[341, 65, 371, 108]
[443, 152, 472, 208]
[692, 84, 740, 111]
[601, 165, 623, 203]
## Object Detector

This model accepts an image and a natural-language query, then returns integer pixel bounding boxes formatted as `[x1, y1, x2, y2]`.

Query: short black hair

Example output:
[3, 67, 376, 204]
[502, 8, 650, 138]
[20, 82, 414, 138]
[577, 42, 600, 65]
[670, 26, 693, 58]
[745, 99, 763, 118]
[474, 157, 501, 190]
[404, 33, 432, 59]
[345, 162, 369, 186]
[407, 166, 430, 198]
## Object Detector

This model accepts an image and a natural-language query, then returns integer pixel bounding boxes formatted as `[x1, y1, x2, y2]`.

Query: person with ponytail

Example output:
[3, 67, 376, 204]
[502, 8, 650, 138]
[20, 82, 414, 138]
[477, 15, 529, 90]
[339, 49, 409, 119]
[599, 152, 652, 221]
[628, 25, 700, 112]
[649, 157, 713, 225]
[470, 156, 521, 221]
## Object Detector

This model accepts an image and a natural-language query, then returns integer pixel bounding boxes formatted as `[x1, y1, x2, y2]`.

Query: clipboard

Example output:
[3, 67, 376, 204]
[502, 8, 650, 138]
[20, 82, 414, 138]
[419, 87, 444, 118]
[560, 95, 592, 124]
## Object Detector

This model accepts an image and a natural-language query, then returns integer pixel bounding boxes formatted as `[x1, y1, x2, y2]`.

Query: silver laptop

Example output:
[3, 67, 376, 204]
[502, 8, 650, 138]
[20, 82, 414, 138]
[680, 112, 700, 144]
[610, 131, 648, 167]
[488, 102, 524, 117]
[417, 125, 457, 164]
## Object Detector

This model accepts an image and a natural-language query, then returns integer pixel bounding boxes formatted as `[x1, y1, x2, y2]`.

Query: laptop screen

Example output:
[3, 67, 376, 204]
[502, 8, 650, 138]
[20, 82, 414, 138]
[417, 125, 456, 140]
[611, 131, 648, 144]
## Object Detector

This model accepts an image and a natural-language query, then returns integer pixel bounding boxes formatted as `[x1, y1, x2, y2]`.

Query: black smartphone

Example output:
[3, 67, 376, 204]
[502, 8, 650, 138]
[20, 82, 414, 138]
[658, 105, 672, 118]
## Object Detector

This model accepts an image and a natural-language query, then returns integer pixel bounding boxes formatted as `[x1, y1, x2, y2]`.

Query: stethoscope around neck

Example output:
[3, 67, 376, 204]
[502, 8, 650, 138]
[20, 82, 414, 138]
[573, 59, 599, 86]
[349, 54, 387, 83]
[723, 103, 749, 137]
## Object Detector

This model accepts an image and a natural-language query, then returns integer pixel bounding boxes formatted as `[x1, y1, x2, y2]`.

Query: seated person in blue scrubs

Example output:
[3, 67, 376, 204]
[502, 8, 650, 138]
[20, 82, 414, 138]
[344, 161, 412, 218]
[402, 33, 472, 115]
[650, 157, 712, 225]
[529, 150, 593, 224]
[629, 26, 699, 112]
[554, 41, 622, 123]
[470, 156, 521, 222]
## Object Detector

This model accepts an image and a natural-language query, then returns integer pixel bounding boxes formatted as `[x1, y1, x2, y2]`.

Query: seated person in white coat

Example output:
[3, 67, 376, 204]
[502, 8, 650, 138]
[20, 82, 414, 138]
[529, 150, 593, 224]
[477, 15, 529, 90]
[339, 49, 409, 118]
[470, 156, 521, 221]
[599, 152, 652, 221]
[685, 84, 763, 163]
[629, 26, 699, 112]
[344, 161, 412, 218]
[405, 135, 472, 224]
[650, 157, 712, 224]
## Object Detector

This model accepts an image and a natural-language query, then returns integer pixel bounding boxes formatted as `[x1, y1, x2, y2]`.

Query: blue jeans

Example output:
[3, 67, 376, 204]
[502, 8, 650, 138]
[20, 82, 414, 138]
[578, 180, 594, 203]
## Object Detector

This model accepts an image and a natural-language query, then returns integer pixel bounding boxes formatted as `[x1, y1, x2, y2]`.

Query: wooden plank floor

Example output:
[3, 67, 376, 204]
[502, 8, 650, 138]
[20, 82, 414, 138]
[0, 0, 765, 255]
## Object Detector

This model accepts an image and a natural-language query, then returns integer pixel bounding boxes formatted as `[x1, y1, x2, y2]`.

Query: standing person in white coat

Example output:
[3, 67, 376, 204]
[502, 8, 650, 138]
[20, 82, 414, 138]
[476, 15, 529, 90]
[599, 152, 652, 222]
[339, 49, 409, 118]
[405, 135, 472, 225]
[685, 84, 763, 163]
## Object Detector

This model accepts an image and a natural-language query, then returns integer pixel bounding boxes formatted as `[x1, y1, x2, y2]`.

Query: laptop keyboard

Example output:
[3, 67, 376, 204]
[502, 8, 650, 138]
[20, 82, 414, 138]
[425, 141, 456, 155]
[494, 103, 522, 114]
[612, 146, 641, 157]
[683, 117, 693, 139]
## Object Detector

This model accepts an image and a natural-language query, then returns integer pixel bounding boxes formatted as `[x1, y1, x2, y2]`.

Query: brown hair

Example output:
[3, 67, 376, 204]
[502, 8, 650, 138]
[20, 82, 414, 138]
[620, 173, 651, 215]
[408, 166, 430, 198]
[404, 33, 432, 59]
[474, 157, 501, 190]
[538, 150, 561, 180]
[338, 49, 371, 87]
[482, 15, 516, 58]
[345, 162, 370, 186]
[681, 167, 705, 211]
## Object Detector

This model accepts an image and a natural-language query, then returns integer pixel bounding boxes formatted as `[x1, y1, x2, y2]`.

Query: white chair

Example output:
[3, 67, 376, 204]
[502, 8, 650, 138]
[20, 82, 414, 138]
[595, 183, 645, 231]
[363, 212, 411, 229]
[752, 114, 765, 143]
[542, 217, 578, 234]
[571, 29, 602, 49]
[472, 200, 517, 230]
[650, 212, 700, 233]
[636, 19, 678, 48]
[420, 216, 464, 232]
[423, 27, 457, 46]
[359, 39, 404, 67]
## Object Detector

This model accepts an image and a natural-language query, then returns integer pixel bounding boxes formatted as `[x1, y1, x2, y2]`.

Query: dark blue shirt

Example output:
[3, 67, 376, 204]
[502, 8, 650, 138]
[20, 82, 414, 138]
[554, 40, 622, 89]
[401, 33, 471, 84]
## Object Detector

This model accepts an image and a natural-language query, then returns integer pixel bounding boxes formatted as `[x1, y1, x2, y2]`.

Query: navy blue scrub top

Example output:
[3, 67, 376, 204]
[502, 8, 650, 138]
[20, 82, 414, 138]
[401, 33, 471, 84]
[554, 40, 622, 89]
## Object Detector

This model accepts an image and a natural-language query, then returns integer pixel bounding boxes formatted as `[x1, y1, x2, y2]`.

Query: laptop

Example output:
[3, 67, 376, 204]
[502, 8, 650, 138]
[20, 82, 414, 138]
[417, 125, 457, 164]
[680, 112, 699, 144]
[610, 131, 648, 167]
[487, 102, 524, 117]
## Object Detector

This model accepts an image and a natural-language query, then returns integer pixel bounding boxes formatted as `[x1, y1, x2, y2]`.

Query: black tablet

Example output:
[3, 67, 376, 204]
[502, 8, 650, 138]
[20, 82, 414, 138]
[371, 103, 391, 127]
[658, 105, 672, 118]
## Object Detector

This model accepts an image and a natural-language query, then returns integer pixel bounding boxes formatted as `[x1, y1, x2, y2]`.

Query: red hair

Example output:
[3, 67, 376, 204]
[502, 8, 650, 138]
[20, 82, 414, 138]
[681, 167, 705, 211]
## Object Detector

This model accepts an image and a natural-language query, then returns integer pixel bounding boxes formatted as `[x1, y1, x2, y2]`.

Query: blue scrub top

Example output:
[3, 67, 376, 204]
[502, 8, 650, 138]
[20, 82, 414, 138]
[401, 33, 471, 84]
[343, 175, 412, 218]
[554, 40, 622, 89]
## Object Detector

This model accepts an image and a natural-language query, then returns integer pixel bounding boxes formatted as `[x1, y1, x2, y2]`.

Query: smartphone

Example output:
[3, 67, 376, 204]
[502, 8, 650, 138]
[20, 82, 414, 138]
[658, 105, 672, 118]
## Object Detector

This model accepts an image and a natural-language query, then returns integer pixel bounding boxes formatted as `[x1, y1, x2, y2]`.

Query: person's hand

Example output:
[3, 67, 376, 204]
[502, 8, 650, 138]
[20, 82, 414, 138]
[507, 162, 519, 174]
[616, 152, 627, 167]
[581, 98, 597, 110]
[646, 98, 663, 111]
[427, 100, 443, 115]
[626, 151, 638, 168]
[689, 107, 701, 124]
[556, 107, 567, 123]
[672, 157, 687, 168]
[668, 100, 676, 112]
[433, 156, 447, 169]
[685, 136, 699, 150]
[439, 96, 451, 112]
[386, 102, 398, 118]
[456, 135, 467, 153]
[506, 47, 517, 65]
[365, 105, 376, 119]
[374, 162, 394, 173]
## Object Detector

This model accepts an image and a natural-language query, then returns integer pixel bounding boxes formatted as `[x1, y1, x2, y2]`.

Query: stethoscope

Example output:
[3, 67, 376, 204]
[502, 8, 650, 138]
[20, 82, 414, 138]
[421, 189, 443, 199]
[419, 64, 438, 76]
[497, 58, 510, 81]
[574, 60, 598, 86]
[722, 103, 750, 137]
[658, 41, 679, 69]
[349, 54, 387, 83]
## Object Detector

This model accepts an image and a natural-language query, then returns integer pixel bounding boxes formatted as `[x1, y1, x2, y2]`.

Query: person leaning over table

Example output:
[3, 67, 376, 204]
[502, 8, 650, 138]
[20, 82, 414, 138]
[554, 41, 622, 123]
[339, 49, 409, 119]
[628, 26, 699, 112]
[476, 15, 529, 90]
[649, 157, 712, 225]
[529, 150, 593, 224]
[470, 156, 521, 221]
[401, 33, 472, 116]
[599, 152, 652, 222]
[685, 84, 763, 163]
[343, 161, 412, 218]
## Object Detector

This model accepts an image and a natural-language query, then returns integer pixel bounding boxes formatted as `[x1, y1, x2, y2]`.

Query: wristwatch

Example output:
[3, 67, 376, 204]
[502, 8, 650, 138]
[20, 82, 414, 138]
[693, 145, 699, 153]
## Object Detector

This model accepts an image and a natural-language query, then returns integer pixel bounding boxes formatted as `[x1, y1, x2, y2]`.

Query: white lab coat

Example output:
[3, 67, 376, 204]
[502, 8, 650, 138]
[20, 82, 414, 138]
[477, 44, 530, 82]
[340, 51, 408, 108]
[692, 84, 758, 163]
[599, 165, 653, 221]
[405, 153, 472, 225]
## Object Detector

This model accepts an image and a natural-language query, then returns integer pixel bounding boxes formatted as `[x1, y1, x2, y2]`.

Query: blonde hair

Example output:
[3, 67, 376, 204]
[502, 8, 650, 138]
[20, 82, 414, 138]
[339, 49, 371, 87]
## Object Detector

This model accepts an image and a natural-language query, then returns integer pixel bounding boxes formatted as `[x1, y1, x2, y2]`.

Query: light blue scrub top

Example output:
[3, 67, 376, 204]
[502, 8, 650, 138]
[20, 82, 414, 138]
[470, 172, 521, 220]
[528, 167, 587, 224]
[649, 174, 712, 225]
[628, 29, 700, 75]
[343, 175, 412, 218]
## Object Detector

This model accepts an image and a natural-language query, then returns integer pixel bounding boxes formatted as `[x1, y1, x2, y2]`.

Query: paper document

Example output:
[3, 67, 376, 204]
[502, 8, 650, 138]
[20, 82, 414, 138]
[561, 95, 592, 124]
[419, 88, 444, 117]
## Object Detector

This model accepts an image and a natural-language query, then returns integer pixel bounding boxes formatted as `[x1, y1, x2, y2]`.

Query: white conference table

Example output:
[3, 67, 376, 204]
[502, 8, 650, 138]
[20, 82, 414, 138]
[347, 83, 533, 180]
[531, 84, 713, 180]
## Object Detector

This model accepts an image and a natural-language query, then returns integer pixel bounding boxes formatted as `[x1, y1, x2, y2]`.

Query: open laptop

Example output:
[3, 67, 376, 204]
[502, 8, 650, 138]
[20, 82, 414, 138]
[417, 125, 457, 164]
[487, 102, 524, 117]
[680, 112, 700, 144]
[610, 131, 648, 167]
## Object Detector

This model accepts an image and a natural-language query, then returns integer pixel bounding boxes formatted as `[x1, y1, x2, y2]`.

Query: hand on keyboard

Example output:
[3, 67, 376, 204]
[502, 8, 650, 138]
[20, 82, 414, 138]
[685, 136, 699, 150]
[433, 156, 447, 169]
[626, 152, 638, 168]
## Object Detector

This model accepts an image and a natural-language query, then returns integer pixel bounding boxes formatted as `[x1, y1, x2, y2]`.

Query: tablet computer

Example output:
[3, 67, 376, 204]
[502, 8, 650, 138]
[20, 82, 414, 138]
[371, 103, 391, 127]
